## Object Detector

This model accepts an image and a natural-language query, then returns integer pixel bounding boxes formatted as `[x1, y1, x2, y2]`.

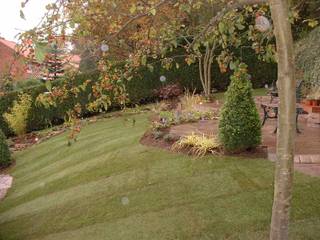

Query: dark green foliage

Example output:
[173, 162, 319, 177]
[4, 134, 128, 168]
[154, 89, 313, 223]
[125, 63, 201, 104]
[126, 48, 276, 104]
[42, 42, 65, 81]
[295, 26, 320, 96]
[219, 63, 261, 152]
[0, 128, 11, 167]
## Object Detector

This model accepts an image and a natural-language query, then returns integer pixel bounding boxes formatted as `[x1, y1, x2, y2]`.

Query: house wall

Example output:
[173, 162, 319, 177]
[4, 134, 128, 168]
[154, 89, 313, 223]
[0, 41, 30, 82]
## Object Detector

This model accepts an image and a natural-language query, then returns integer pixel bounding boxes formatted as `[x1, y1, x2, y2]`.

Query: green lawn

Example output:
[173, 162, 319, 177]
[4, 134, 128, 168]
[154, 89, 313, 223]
[0, 113, 319, 240]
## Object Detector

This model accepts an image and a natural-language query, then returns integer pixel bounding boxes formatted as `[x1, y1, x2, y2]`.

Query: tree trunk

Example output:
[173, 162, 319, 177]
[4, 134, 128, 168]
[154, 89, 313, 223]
[198, 44, 215, 97]
[269, 0, 296, 239]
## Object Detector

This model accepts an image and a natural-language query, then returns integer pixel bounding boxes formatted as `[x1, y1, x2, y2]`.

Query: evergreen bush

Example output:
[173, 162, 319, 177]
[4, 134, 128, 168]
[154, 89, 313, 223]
[218, 63, 261, 152]
[0, 128, 11, 167]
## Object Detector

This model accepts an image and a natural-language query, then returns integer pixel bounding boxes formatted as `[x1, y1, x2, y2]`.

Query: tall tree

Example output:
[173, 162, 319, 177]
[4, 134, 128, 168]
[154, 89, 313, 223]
[42, 40, 65, 81]
[269, 0, 296, 239]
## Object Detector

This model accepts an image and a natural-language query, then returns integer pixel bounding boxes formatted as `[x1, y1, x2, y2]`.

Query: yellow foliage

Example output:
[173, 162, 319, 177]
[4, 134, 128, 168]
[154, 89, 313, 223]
[172, 133, 220, 157]
[179, 90, 203, 112]
[3, 93, 32, 136]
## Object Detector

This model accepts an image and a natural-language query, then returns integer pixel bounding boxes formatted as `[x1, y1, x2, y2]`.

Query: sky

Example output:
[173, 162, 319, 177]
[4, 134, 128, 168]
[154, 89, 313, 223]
[0, 0, 54, 42]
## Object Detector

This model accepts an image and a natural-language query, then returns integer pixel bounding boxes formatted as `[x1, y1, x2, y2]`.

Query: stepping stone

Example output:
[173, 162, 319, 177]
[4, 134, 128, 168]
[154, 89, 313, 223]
[295, 164, 320, 177]
[0, 175, 13, 201]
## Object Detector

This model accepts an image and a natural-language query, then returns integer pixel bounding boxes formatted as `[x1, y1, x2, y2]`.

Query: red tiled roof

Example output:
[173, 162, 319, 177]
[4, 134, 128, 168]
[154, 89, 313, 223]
[0, 38, 29, 58]
[0, 38, 81, 64]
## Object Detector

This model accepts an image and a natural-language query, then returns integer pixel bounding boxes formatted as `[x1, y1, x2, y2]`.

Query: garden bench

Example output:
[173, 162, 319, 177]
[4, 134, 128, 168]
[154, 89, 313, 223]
[261, 103, 304, 133]
[268, 79, 303, 103]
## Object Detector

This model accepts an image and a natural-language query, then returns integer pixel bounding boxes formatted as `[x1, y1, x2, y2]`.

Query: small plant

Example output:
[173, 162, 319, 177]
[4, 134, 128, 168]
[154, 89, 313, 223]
[218, 63, 261, 152]
[150, 101, 169, 113]
[163, 133, 178, 142]
[0, 128, 11, 167]
[179, 89, 202, 112]
[155, 83, 183, 100]
[172, 133, 220, 156]
[65, 105, 82, 146]
[3, 93, 32, 136]
[152, 109, 217, 131]
[152, 130, 165, 139]
[159, 111, 175, 123]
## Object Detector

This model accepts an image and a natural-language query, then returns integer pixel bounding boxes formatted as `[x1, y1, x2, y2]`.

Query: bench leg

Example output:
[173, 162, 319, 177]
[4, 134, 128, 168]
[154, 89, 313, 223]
[261, 107, 268, 126]
[296, 112, 301, 134]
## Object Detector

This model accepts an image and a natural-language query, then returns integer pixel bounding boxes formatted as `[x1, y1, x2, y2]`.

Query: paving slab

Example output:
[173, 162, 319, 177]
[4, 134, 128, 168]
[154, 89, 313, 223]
[0, 174, 13, 200]
[295, 164, 320, 177]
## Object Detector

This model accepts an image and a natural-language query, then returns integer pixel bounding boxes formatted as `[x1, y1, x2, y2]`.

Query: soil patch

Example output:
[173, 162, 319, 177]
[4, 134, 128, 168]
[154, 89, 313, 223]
[9, 128, 66, 152]
[140, 129, 173, 151]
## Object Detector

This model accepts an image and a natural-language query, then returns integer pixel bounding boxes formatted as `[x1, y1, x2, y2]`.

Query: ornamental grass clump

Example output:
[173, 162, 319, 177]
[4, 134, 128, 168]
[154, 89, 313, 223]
[0, 128, 11, 167]
[218, 63, 261, 152]
[172, 133, 220, 157]
[179, 89, 202, 112]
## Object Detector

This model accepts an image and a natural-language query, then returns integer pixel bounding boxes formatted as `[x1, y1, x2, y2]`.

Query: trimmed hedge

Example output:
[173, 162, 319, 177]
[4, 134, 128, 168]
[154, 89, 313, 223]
[125, 63, 201, 103]
[0, 50, 275, 137]
[127, 48, 276, 103]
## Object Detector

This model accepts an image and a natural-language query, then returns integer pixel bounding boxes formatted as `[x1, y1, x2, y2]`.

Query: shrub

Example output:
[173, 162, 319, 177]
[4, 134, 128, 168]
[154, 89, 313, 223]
[218, 63, 261, 152]
[154, 83, 183, 100]
[0, 128, 11, 167]
[172, 133, 220, 156]
[4, 93, 32, 136]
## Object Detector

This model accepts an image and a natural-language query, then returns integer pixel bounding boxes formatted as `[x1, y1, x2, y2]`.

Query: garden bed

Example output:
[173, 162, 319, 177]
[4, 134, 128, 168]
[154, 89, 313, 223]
[140, 128, 268, 158]
[141, 96, 320, 160]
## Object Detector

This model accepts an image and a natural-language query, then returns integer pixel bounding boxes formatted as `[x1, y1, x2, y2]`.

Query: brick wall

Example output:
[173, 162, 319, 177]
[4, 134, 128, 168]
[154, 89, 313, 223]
[0, 40, 29, 82]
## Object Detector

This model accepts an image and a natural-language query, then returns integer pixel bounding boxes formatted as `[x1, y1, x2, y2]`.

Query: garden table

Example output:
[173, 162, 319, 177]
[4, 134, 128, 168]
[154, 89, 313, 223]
[261, 103, 304, 133]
